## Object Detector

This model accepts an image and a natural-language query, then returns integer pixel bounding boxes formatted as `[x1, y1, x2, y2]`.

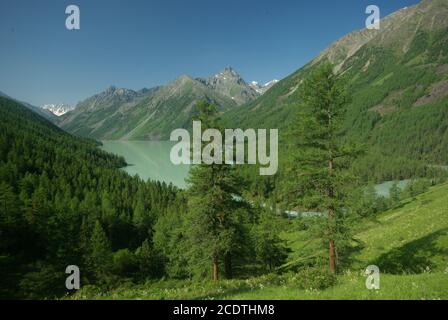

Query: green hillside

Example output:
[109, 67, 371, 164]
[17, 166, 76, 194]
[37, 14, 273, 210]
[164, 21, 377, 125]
[223, 0, 448, 182]
[354, 183, 448, 273]
[0, 96, 179, 298]
[72, 183, 448, 300]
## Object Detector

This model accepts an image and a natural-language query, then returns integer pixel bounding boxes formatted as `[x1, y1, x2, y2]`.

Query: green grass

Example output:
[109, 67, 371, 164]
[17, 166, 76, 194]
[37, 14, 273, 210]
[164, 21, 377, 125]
[71, 272, 448, 300]
[373, 72, 394, 86]
[353, 183, 448, 273]
[224, 273, 448, 300]
[71, 183, 448, 300]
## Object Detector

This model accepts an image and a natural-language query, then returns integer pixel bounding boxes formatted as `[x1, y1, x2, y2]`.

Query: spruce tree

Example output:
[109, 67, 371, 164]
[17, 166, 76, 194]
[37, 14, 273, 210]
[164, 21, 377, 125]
[284, 62, 358, 273]
[89, 220, 112, 282]
[0, 182, 20, 253]
[252, 206, 288, 271]
[184, 102, 244, 281]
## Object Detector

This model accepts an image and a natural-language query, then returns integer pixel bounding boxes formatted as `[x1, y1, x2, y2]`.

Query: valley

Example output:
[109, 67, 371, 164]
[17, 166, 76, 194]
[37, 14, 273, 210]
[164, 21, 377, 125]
[1, 0, 447, 302]
[46, 0, 448, 185]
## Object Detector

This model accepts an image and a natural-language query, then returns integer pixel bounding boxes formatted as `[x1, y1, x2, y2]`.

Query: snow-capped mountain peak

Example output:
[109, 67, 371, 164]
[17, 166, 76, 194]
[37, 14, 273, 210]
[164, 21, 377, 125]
[248, 79, 279, 94]
[40, 103, 74, 116]
[263, 79, 279, 87]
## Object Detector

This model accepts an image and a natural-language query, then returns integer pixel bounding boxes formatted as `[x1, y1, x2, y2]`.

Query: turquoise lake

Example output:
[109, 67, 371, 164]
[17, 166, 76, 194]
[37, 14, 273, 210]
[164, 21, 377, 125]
[101, 140, 411, 197]
[101, 141, 190, 188]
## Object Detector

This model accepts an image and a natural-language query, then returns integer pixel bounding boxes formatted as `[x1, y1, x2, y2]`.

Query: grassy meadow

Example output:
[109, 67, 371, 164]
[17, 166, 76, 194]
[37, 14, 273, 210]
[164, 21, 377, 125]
[71, 183, 448, 300]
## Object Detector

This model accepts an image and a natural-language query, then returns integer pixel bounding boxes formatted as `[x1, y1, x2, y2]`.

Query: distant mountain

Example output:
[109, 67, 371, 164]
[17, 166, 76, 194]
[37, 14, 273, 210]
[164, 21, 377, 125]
[59, 68, 262, 140]
[248, 79, 279, 94]
[41, 103, 74, 116]
[197, 67, 260, 105]
[222, 0, 448, 179]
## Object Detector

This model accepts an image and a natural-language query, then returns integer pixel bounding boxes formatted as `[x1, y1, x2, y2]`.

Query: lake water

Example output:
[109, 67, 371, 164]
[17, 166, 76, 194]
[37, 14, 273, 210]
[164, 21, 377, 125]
[101, 140, 412, 197]
[101, 141, 190, 188]
[374, 180, 409, 197]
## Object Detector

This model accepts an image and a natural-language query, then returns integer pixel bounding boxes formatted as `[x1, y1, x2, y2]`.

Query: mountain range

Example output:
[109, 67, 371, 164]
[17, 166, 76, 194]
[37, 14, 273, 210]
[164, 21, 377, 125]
[40, 103, 75, 116]
[57, 67, 275, 140]
[2, 0, 447, 177]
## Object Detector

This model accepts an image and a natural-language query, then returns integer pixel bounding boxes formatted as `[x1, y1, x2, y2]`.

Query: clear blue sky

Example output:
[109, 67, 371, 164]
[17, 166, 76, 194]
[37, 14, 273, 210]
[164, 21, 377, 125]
[0, 0, 420, 106]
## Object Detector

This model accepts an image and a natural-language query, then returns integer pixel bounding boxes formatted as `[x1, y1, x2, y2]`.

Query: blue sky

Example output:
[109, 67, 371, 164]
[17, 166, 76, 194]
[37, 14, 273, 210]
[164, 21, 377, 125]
[0, 0, 420, 106]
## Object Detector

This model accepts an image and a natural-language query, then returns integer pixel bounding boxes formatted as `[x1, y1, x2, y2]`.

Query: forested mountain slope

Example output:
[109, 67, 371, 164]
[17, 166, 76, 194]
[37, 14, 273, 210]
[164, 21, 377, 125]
[0, 90, 56, 121]
[223, 0, 448, 181]
[0, 96, 179, 298]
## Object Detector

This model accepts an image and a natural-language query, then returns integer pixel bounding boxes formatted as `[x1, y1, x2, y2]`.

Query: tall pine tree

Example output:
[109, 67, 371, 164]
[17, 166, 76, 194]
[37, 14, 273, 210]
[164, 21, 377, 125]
[89, 220, 112, 282]
[284, 62, 358, 273]
[184, 102, 244, 281]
